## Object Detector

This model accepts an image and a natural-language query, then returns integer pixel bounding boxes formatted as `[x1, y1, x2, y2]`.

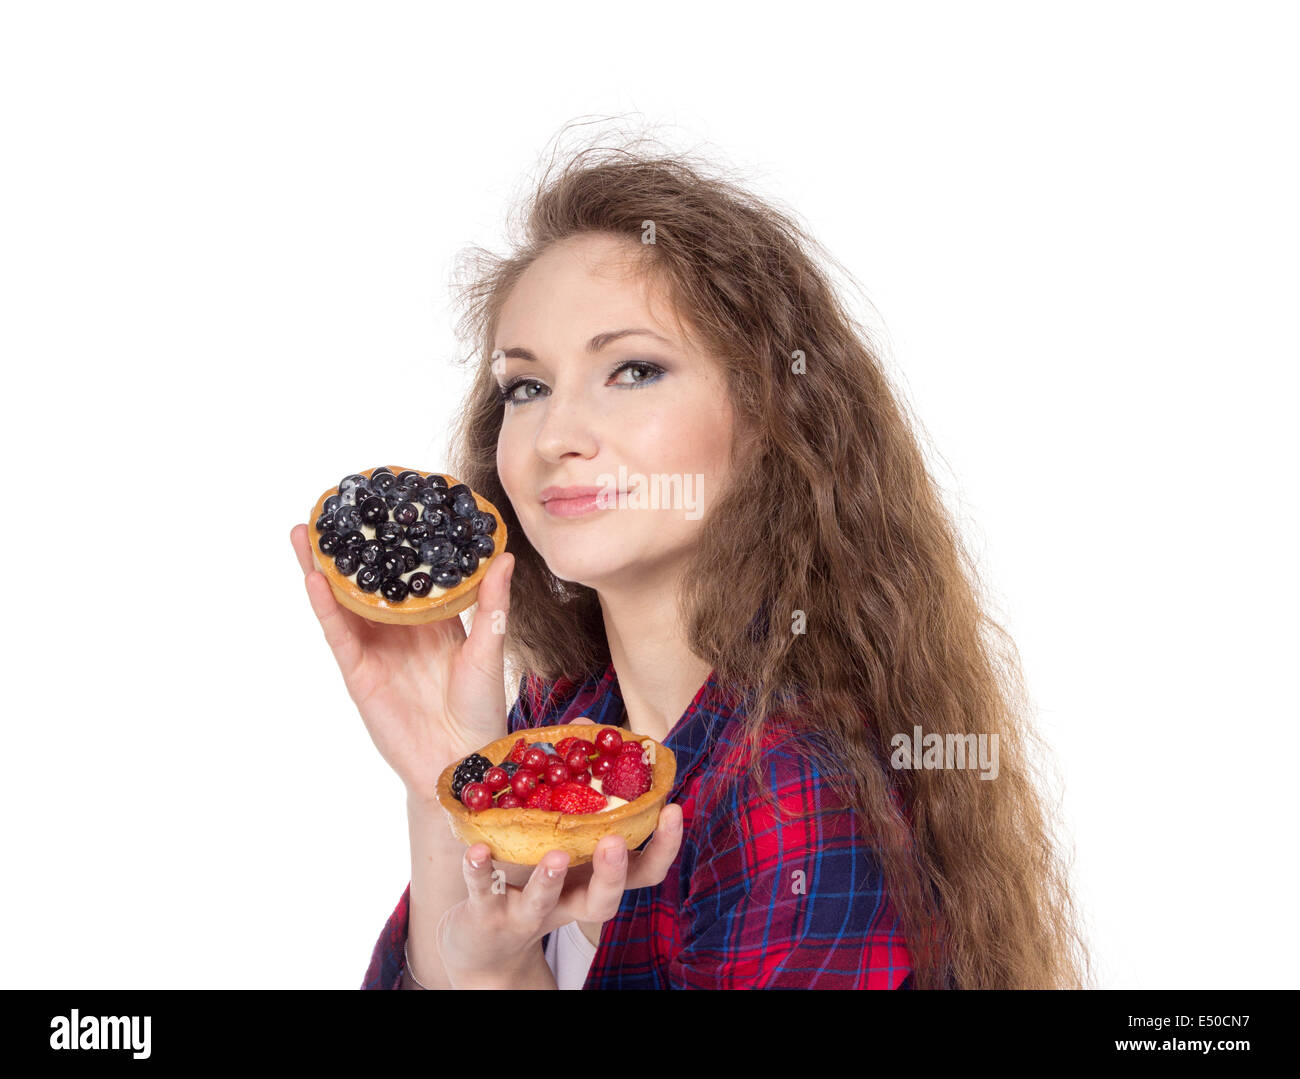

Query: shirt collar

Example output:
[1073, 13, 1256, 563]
[592, 662, 743, 798]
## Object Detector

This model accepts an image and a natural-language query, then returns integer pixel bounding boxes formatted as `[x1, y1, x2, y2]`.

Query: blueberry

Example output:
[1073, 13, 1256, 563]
[318, 529, 343, 556]
[381, 577, 409, 603]
[375, 520, 404, 548]
[334, 549, 361, 575]
[404, 521, 432, 547]
[381, 484, 412, 509]
[470, 534, 495, 558]
[359, 495, 388, 526]
[431, 564, 462, 589]
[446, 483, 471, 501]
[371, 471, 397, 495]
[471, 511, 497, 536]
[379, 549, 407, 579]
[315, 509, 336, 533]
[408, 571, 433, 597]
[414, 486, 447, 509]
[418, 539, 456, 566]
[426, 474, 448, 490]
[397, 470, 422, 487]
[457, 548, 479, 576]
[393, 501, 419, 527]
[333, 506, 363, 533]
[356, 565, 382, 592]
[339, 529, 366, 551]
[422, 507, 450, 533]
[323, 494, 341, 516]
[396, 545, 419, 572]
[451, 492, 477, 519]
[448, 517, 474, 544]
[358, 539, 384, 566]
[339, 474, 368, 497]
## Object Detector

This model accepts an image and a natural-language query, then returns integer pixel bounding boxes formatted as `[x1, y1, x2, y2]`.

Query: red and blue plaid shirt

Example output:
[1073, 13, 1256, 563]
[362, 663, 913, 989]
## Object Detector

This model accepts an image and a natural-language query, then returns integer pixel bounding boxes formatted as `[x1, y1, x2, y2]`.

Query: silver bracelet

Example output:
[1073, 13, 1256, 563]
[404, 938, 432, 990]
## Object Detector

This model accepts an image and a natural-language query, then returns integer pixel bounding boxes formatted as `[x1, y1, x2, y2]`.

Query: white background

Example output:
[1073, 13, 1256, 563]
[1, 1, 1295, 989]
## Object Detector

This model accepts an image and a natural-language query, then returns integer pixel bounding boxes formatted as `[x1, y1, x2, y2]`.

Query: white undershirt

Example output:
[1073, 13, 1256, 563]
[543, 920, 599, 989]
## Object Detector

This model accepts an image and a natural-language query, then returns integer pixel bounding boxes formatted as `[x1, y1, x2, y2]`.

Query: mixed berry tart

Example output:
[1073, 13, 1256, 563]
[436, 723, 677, 866]
[308, 466, 507, 625]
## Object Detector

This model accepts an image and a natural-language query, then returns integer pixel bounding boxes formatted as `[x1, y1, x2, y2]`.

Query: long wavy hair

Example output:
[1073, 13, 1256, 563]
[445, 124, 1093, 990]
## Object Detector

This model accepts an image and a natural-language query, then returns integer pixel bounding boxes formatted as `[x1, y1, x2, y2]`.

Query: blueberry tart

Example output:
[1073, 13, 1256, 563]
[309, 466, 507, 625]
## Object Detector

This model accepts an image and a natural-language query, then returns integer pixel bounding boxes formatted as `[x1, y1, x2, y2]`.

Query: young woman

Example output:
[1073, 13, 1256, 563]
[290, 138, 1092, 990]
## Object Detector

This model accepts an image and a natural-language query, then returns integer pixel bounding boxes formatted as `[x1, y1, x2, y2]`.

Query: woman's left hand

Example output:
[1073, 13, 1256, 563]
[434, 803, 684, 989]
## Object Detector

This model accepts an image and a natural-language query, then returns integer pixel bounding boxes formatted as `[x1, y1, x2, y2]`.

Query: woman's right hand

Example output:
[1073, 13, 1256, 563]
[290, 523, 516, 802]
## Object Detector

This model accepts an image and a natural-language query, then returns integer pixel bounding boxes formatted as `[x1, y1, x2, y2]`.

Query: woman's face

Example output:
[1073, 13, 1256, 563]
[494, 233, 734, 592]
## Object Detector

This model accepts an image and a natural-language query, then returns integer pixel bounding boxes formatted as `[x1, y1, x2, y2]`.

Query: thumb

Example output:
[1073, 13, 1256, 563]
[463, 552, 514, 676]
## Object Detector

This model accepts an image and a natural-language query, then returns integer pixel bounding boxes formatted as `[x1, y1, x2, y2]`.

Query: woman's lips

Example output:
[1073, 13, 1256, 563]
[540, 485, 627, 518]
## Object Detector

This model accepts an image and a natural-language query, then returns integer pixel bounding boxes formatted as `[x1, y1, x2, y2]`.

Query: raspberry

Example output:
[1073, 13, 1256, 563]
[550, 781, 608, 815]
[601, 752, 652, 801]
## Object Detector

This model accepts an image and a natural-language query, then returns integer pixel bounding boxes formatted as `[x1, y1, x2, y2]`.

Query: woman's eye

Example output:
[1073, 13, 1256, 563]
[498, 379, 545, 405]
[609, 361, 663, 387]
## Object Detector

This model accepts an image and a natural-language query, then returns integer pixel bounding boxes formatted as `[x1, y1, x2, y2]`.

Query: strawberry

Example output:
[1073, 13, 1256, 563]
[525, 783, 554, 810]
[601, 751, 652, 801]
[555, 737, 579, 757]
[550, 781, 608, 815]
[507, 737, 530, 765]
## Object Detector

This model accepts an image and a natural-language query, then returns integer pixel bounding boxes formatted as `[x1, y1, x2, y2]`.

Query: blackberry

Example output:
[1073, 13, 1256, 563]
[380, 577, 409, 603]
[452, 753, 492, 800]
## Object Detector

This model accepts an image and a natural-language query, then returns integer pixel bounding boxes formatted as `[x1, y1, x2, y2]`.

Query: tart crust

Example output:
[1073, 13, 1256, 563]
[436, 723, 677, 866]
[308, 466, 507, 625]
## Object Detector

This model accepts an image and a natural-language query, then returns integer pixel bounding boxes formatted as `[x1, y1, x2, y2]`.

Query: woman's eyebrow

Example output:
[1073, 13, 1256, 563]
[496, 327, 673, 363]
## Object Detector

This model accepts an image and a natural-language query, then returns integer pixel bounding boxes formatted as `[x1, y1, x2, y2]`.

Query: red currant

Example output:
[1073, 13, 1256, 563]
[497, 792, 523, 809]
[462, 783, 492, 811]
[596, 729, 623, 755]
[522, 747, 549, 773]
[564, 747, 589, 774]
[592, 754, 616, 778]
[545, 760, 570, 785]
[482, 766, 508, 792]
[511, 770, 538, 798]
[571, 769, 592, 785]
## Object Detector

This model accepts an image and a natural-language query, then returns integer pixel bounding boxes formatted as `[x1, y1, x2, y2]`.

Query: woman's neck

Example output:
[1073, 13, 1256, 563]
[597, 581, 712, 744]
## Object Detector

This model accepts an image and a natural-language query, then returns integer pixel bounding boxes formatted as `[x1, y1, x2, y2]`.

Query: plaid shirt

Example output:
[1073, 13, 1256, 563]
[362, 664, 914, 989]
